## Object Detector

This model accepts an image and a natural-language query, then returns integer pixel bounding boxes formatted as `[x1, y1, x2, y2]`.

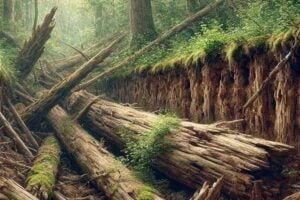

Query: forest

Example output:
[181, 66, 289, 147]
[0, 0, 300, 199]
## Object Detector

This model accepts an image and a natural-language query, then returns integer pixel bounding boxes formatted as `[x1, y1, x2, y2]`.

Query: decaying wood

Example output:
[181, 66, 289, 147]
[14, 7, 57, 80]
[66, 90, 294, 199]
[0, 177, 38, 200]
[20, 34, 125, 125]
[190, 176, 223, 200]
[26, 136, 61, 200]
[48, 106, 164, 200]
[243, 29, 300, 110]
[283, 191, 300, 200]
[72, 95, 99, 121]
[0, 112, 33, 160]
[76, 0, 225, 91]
[53, 191, 67, 200]
[5, 95, 39, 149]
[14, 90, 36, 104]
[53, 32, 122, 73]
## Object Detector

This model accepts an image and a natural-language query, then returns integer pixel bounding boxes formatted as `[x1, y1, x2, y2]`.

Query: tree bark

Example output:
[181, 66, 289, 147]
[76, 0, 225, 91]
[0, 177, 38, 200]
[5, 95, 39, 149]
[283, 192, 300, 200]
[47, 106, 164, 200]
[130, 0, 157, 50]
[14, 7, 56, 80]
[66, 90, 294, 199]
[32, 0, 38, 32]
[20, 34, 125, 125]
[0, 111, 33, 160]
[25, 136, 61, 200]
[190, 176, 223, 200]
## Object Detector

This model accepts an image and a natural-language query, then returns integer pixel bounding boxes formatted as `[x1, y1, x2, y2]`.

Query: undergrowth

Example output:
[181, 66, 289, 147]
[121, 114, 180, 183]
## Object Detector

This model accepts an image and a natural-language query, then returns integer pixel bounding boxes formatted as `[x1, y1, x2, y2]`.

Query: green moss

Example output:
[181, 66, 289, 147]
[137, 186, 157, 200]
[243, 35, 269, 55]
[225, 42, 244, 65]
[26, 136, 60, 194]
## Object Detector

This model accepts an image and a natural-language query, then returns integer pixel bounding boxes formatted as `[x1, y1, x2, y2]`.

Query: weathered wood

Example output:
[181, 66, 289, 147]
[76, 0, 225, 91]
[66, 90, 294, 199]
[0, 177, 38, 200]
[26, 136, 61, 200]
[5, 96, 39, 149]
[20, 34, 125, 125]
[0, 112, 33, 160]
[283, 191, 300, 200]
[47, 106, 164, 200]
[14, 7, 57, 80]
[190, 176, 223, 200]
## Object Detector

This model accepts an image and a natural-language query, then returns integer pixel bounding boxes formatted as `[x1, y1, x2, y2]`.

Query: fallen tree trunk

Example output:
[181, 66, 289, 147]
[14, 7, 57, 80]
[0, 111, 33, 160]
[283, 192, 300, 200]
[25, 136, 61, 200]
[51, 32, 121, 73]
[0, 177, 38, 200]
[76, 0, 225, 91]
[190, 176, 223, 200]
[66, 90, 294, 199]
[20, 34, 125, 125]
[47, 106, 164, 200]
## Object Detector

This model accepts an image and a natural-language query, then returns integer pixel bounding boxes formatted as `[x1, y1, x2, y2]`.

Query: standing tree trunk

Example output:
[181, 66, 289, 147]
[95, 3, 104, 37]
[130, 0, 157, 50]
[32, 0, 38, 31]
[3, 0, 14, 24]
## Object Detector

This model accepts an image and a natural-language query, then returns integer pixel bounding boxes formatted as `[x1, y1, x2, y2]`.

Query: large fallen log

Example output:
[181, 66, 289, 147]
[76, 0, 225, 91]
[66, 90, 294, 199]
[14, 7, 57, 80]
[190, 177, 223, 200]
[0, 177, 38, 200]
[283, 192, 300, 200]
[47, 106, 164, 200]
[20, 34, 125, 125]
[25, 136, 61, 200]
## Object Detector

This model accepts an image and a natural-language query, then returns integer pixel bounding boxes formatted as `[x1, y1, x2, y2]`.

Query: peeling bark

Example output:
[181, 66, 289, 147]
[66, 90, 294, 199]
[48, 106, 164, 200]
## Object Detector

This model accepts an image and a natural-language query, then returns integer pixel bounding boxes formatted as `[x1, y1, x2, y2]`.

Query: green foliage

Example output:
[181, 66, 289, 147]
[137, 186, 158, 200]
[0, 47, 16, 85]
[122, 114, 180, 179]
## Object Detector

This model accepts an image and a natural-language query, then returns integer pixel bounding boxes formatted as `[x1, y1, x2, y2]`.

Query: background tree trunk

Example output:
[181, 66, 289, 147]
[130, 0, 157, 50]
[186, 0, 200, 16]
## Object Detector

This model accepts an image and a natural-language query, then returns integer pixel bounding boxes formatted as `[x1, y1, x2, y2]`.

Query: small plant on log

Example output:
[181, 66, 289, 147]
[0, 49, 16, 84]
[122, 114, 180, 180]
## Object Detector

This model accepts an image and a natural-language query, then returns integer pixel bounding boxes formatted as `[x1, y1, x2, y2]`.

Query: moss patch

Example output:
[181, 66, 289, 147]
[26, 136, 61, 194]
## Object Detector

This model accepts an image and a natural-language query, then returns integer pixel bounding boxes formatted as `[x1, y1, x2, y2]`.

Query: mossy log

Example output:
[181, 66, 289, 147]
[66, 90, 294, 199]
[0, 177, 38, 200]
[14, 7, 56, 80]
[47, 106, 164, 200]
[25, 136, 61, 200]
[20, 34, 125, 125]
